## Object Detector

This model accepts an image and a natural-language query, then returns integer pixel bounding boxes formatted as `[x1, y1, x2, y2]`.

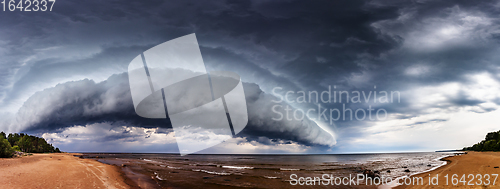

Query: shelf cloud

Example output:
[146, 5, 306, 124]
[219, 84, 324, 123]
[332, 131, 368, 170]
[6, 73, 335, 148]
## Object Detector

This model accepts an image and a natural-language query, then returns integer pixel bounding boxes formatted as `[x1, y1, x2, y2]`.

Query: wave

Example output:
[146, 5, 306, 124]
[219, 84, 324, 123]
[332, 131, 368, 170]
[280, 168, 300, 171]
[167, 165, 182, 169]
[222, 165, 254, 169]
[263, 176, 278, 179]
[195, 169, 231, 175]
[154, 172, 166, 181]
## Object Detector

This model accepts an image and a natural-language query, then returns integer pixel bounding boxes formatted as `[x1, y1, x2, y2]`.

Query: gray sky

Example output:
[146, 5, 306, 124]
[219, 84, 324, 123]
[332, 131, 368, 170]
[1, 0, 500, 153]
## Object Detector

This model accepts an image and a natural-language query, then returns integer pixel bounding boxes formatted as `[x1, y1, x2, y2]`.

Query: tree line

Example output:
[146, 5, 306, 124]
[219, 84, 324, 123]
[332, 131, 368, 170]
[0, 132, 61, 158]
[463, 130, 500, 151]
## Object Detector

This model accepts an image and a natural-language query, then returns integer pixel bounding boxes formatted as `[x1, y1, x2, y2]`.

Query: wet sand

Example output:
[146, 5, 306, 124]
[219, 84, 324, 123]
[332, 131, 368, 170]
[396, 152, 500, 189]
[93, 154, 380, 189]
[0, 153, 133, 189]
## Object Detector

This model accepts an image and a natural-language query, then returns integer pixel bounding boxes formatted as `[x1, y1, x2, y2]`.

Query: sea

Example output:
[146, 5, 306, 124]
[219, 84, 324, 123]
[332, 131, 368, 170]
[81, 152, 456, 189]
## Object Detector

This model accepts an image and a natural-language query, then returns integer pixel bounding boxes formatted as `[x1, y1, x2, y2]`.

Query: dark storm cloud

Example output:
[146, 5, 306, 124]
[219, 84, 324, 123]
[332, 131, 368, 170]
[15, 74, 170, 133]
[2, 46, 148, 105]
[10, 74, 334, 146]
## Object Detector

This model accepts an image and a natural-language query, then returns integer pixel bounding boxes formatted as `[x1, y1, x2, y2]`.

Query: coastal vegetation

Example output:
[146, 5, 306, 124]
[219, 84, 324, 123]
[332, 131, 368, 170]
[463, 130, 500, 151]
[0, 132, 61, 158]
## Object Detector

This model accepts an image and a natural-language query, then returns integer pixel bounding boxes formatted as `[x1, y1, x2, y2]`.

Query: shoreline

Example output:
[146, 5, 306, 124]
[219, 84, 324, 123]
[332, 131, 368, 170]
[390, 156, 454, 189]
[379, 154, 453, 189]
[74, 153, 160, 189]
[394, 151, 500, 188]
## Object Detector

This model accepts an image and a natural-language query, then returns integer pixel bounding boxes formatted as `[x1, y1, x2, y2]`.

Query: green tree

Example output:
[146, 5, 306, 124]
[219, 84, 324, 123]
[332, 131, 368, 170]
[0, 132, 62, 155]
[486, 131, 500, 141]
[0, 132, 6, 140]
[12, 145, 20, 151]
[18, 135, 33, 153]
[0, 138, 14, 158]
[464, 130, 500, 151]
[7, 133, 20, 147]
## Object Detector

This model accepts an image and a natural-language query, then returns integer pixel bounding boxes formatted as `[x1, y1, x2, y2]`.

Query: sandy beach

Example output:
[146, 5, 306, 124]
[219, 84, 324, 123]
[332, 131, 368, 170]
[0, 153, 133, 189]
[396, 152, 500, 189]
